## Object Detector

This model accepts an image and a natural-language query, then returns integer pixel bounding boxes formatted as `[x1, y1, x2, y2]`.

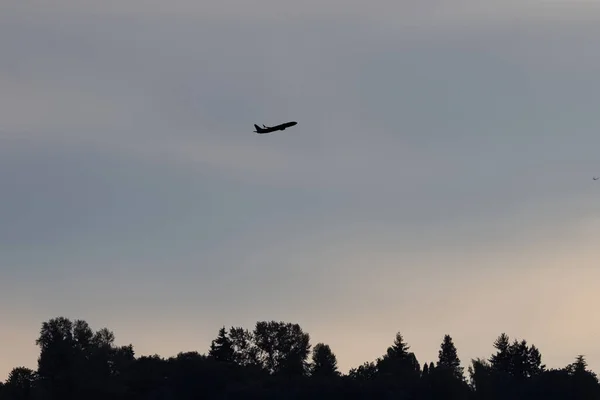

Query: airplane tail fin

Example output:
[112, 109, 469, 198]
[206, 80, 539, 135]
[254, 124, 262, 132]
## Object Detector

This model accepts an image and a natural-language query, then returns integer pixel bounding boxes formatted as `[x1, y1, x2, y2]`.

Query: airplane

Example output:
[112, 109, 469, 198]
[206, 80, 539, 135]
[594, 177, 599, 180]
[253, 121, 297, 134]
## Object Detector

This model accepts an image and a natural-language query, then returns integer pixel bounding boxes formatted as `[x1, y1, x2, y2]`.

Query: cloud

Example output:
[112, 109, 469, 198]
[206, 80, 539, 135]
[6, 0, 600, 26]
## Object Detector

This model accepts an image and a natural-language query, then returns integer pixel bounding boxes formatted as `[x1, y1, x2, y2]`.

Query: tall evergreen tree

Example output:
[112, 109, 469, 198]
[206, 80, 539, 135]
[437, 334, 464, 380]
[569, 355, 592, 376]
[567, 355, 600, 399]
[208, 327, 235, 363]
[527, 344, 544, 377]
[567, 355, 598, 383]
[508, 339, 544, 379]
[489, 333, 511, 374]
[422, 362, 429, 378]
[377, 332, 421, 388]
[310, 343, 339, 378]
[386, 332, 411, 359]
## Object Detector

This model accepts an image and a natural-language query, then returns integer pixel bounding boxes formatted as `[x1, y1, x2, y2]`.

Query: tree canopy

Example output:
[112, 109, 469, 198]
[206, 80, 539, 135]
[0, 317, 598, 399]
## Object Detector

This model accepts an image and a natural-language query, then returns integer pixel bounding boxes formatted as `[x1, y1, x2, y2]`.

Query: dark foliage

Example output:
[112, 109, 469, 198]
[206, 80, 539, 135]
[1, 318, 599, 399]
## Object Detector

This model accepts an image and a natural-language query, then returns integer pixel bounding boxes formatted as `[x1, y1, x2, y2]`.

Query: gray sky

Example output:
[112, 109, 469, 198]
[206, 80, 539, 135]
[1, 0, 600, 379]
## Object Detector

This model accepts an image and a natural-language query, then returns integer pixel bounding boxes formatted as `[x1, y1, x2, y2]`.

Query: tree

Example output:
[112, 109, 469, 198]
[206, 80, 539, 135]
[418, 335, 470, 399]
[437, 334, 464, 380]
[568, 355, 593, 376]
[468, 358, 493, 398]
[527, 344, 544, 377]
[567, 355, 600, 399]
[310, 343, 339, 378]
[34, 317, 134, 399]
[488, 334, 544, 381]
[5, 316, 600, 398]
[489, 333, 511, 374]
[73, 319, 94, 353]
[252, 321, 311, 376]
[348, 362, 377, 381]
[209, 327, 235, 363]
[228, 326, 260, 368]
[508, 339, 544, 379]
[422, 362, 429, 378]
[386, 332, 411, 359]
[124, 354, 169, 399]
[35, 316, 77, 398]
[377, 332, 420, 377]
[3, 367, 37, 400]
[376, 331, 421, 397]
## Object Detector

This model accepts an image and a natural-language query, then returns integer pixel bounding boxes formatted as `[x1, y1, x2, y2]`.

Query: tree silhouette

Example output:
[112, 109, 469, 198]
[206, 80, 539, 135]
[489, 332, 511, 374]
[377, 332, 420, 378]
[3, 367, 37, 400]
[507, 339, 544, 379]
[386, 332, 411, 359]
[35, 316, 77, 398]
[568, 355, 600, 399]
[348, 361, 377, 381]
[422, 362, 429, 378]
[436, 334, 464, 380]
[31, 317, 135, 399]
[1, 317, 600, 399]
[569, 355, 593, 376]
[374, 332, 421, 398]
[527, 344, 544, 376]
[252, 321, 311, 376]
[125, 354, 168, 399]
[418, 335, 470, 399]
[208, 326, 235, 363]
[228, 326, 260, 368]
[310, 343, 340, 378]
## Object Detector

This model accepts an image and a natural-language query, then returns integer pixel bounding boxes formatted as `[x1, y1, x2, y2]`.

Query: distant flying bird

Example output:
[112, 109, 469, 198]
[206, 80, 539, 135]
[253, 121, 297, 134]
[594, 177, 599, 180]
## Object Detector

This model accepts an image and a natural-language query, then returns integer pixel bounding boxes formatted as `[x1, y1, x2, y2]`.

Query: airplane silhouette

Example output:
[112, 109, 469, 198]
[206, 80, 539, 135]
[253, 121, 297, 134]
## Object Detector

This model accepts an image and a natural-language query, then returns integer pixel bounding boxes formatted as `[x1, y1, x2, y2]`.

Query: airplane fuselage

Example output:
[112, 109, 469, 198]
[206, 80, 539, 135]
[254, 121, 297, 134]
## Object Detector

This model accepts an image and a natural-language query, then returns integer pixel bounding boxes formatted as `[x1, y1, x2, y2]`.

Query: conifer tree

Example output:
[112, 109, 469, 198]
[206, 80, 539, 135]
[437, 334, 464, 380]
[422, 362, 429, 378]
[377, 332, 421, 384]
[310, 343, 340, 377]
[489, 333, 511, 374]
[386, 332, 411, 359]
[208, 326, 235, 363]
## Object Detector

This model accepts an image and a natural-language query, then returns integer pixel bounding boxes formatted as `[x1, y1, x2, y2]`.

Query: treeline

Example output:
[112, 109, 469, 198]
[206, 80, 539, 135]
[1, 317, 599, 399]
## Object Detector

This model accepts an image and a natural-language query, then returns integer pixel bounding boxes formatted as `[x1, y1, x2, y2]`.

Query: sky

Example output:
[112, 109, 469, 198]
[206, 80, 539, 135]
[1, 0, 600, 380]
